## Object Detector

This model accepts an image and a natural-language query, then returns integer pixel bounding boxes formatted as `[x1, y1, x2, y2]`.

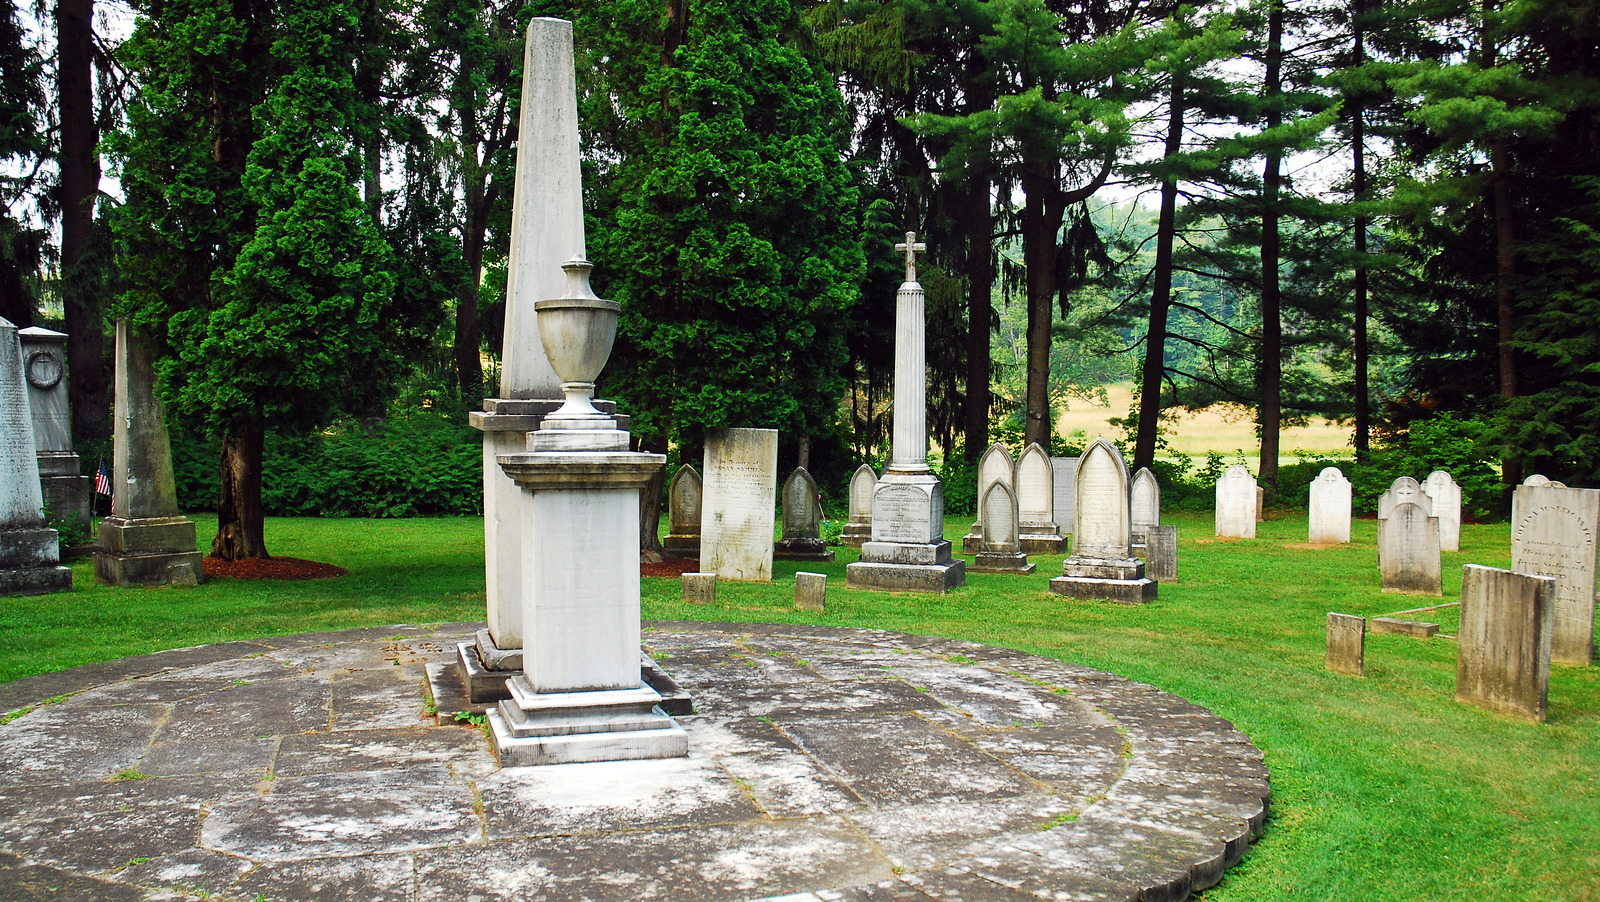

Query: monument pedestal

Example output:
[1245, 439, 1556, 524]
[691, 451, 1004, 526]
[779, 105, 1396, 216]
[93, 516, 203, 587]
[488, 444, 687, 766]
[662, 534, 700, 557]
[0, 527, 71, 595]
[37, 453, 91, 539]
[1019, 526, 1066, 556]
[774, 537, 835, 562]
[1049, 556, 1157, 604]
[840, 519, 871, 547]
[970, 548, 1036, 574]
[846, 473, 965, 593]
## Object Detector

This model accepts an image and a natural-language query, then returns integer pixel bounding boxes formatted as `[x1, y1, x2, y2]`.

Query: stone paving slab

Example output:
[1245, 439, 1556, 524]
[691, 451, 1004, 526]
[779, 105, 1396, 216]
[0, 622, 1269, 901]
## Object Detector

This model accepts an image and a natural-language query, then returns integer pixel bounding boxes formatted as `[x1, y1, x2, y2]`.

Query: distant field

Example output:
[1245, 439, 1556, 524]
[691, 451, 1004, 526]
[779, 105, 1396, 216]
[1057, 382, 1353, 468]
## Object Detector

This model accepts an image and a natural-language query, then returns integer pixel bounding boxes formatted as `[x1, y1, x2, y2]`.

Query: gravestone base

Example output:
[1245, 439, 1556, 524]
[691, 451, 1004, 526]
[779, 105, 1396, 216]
[489, 679, 688, 767]
[840, 520, 871, 547]
[1018, 525, 1067, 555]
[0, 526, 72, 595]
[774, 537, 835, 562]
[960, 531, 982, 554]
[970, 550, 1036, 574]
[848, 540, 965, 593]
[662, 534, 700, 558]
[1050, 556, 1157, 604]
[39, 473, 92, 538]
[93, 515, 203, 587]
[442, 645, 693, 715]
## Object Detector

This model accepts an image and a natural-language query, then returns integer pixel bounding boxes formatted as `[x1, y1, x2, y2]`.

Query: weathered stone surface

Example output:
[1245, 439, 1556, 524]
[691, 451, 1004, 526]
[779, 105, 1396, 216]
[1130, 467, 1160, 544]
[1457, 565, 1556, 722]
[963, 443, 1014, 552]
[18, 326, 91, 538]
[1424, 470, 1462, 552]
[683, 571, 717, 605]
[0, 318, 68, 596]
[970, 482, 1034, 574]
[842, 464, 876, 547]
[1326, 613, 1365, 676]
[701, 427, 778, 582]
[0, 623, 1266, 902]
[1052, 441, 1154, 602]
[1052, 457, 1078, 538]
[1378, 501, 1443, 596]
[1377, 476, 1430, 521]
[1146, 524, 1178, 581]
[1510, 481, 1600, 665]
[663, 464, 702, 557]
[1215, 466, 1257, 539]
[776, 467, 835, 562]
[796, 571, 826, 611]
[1370, 617, 1440, 638]
[1017, 443, 1066, 554]
[1308, 466, 1352, 544]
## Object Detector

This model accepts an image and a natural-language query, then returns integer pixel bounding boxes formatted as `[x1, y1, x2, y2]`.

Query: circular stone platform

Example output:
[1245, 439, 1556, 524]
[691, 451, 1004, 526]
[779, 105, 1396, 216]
[0, 622, 1269, 902]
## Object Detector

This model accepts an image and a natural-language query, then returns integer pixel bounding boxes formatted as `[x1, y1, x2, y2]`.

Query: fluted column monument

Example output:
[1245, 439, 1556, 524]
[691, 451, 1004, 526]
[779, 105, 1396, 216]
[846, 234, 965, 593]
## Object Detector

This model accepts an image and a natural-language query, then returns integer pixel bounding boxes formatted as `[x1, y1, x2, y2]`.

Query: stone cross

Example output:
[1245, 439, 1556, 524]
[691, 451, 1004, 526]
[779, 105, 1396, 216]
[894, 232, 926, 283]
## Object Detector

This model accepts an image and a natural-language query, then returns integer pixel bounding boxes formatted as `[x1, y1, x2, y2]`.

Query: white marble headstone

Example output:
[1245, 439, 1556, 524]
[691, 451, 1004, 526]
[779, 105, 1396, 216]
[1511, 482, 1600, 666]
[667, 465, 702, 536]
[1423, 470, 1462, 552]
[848, 464, 876, 524]
[1379, 500, 1442, 595]
[0, 318, 45, 529]
[1214, 465, 1257, 539]
[1378, 476, 1430, 520]
[973, 443, 1014, 529]
[1074, 439, 1132, 560]
[701, 428, 778, 582]
[981, 482, 1021, 553]
[1130, 468, 1159, 542]
[1308, 466, 1352, 544]
[1015, 443, 1054, 528]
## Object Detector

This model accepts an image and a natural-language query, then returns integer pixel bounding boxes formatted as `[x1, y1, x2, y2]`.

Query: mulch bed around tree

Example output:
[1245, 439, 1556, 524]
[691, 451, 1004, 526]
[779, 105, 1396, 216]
[203, 556, 348, 580]
[641, 557, 701, 578]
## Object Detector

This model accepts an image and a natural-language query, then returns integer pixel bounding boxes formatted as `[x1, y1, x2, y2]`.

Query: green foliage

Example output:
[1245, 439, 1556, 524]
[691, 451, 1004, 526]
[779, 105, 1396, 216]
[171, 406, 481, 518]
[585, 0, 864, 448]
[1290, 413, 1503, 518]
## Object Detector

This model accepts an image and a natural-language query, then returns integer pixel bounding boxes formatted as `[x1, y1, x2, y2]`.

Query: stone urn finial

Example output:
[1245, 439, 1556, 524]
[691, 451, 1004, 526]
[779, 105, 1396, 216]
[534, 258, 621, 421]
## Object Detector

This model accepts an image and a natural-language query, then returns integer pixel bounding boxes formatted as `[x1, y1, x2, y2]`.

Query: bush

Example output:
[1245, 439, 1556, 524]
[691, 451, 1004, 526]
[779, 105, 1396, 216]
[171, 405, 483, 517]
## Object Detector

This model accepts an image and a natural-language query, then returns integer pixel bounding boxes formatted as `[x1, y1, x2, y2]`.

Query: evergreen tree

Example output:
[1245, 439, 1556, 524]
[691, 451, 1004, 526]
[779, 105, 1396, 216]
[114, 0, 401, 559]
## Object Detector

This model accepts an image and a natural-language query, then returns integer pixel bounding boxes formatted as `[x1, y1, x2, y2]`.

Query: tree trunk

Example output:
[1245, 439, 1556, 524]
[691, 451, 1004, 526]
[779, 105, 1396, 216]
[964, 176, 993, 462]
[1258, 0, 1284, 497]
[1483, 0, 1519, 493]
[639, 434, 667, 563]
[1352, 0, 1370, 463]
[213, 420, 268, 560]
[1020, 180, 1064, 452]
[454, 96, 488, 398]
[58, 0, 109, 444]
[1134, 73, 1185, 473]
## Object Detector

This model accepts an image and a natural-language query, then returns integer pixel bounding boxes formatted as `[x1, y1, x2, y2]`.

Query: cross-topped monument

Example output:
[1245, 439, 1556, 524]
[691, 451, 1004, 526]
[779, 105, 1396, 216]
[847, 230, 964, 593]
[895, 231, 926, 283]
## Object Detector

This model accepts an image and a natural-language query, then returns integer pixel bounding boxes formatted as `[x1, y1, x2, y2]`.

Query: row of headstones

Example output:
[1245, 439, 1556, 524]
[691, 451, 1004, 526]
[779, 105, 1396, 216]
[662, 459, 834, 566]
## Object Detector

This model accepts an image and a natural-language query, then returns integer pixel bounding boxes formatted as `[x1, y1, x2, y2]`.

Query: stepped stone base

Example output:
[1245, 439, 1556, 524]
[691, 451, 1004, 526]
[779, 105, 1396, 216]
[847, 540, 965, 593]
[961, 532, 982, 554]
[93, 516, 203, 588]
[774, 538, 835, 562]
[489, 680, 687, 767]
[448, 637, 693, 715]
[0, 563, 72, 596]
[840, 521, 871, 547]
[969, 551, 1036, 574]
[1020, 531, 1067, 555]
[1050, 555, 1157, 604]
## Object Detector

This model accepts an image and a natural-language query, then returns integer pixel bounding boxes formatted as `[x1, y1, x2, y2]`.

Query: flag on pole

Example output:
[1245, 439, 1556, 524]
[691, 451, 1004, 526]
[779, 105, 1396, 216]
[94, 460, 111, 496]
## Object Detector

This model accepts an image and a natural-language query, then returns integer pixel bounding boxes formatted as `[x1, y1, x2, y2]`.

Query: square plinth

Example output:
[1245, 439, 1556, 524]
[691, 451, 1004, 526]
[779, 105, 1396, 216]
[847, 551, 966, 594]
[489, 680, 687, 767]
[93, 549, 203, 588]
[0, 564, 72, 596]
[1049, 574, 1158, 604]
[969, 552, 1036, 574]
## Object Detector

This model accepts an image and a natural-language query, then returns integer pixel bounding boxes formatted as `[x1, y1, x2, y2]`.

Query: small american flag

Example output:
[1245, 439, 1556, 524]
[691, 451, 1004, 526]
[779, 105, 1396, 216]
[94, 460, 111, 496]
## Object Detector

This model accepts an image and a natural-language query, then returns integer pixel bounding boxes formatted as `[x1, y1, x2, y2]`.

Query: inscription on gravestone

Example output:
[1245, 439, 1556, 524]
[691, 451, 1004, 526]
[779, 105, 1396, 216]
[1510, 483, 1599, 666]
[1457, 565, 1555, 721]
[701, 428, 778, 582]
[1075, 447, 1129, 560]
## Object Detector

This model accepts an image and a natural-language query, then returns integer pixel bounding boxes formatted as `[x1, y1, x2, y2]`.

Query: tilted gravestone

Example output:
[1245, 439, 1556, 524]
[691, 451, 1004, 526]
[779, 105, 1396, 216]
[963, 443, 1015, 553]
[841, 464, 876, 547]
[1308, 467, 1352, 544]
[1145, 524, 1178, 581]
[1016, 443, 1065, 554]
[662, 465, 702, 558]
[1423, 470, 1462, 553]
[1214, 465, 1257, 539]
[1326, 613, 1366, 676]
[1378, 500, 1442, 596]
[0, 317, 71, 596]
[701, 428, 778, 582]
[1049, 438, 1155, 603]
[774, 467, 834, 562]
[1510, 481, 1599, 666]
[1130, 467, 1160, 547]
[1051, 456, 1077, 539]
[1456, 565, 1556, 721]
[19, 326, 92, 538]
[93, 320, 203, 588]
[968, 482, 1034, 574]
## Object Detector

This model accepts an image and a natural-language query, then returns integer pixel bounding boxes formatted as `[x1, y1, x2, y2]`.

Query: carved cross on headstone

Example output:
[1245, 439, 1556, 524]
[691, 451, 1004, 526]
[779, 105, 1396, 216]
[894, 232, 927, 284]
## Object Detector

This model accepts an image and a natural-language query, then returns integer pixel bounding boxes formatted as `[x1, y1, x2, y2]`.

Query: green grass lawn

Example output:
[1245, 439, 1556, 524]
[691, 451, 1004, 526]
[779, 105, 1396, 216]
[3, 510, 1596, 900]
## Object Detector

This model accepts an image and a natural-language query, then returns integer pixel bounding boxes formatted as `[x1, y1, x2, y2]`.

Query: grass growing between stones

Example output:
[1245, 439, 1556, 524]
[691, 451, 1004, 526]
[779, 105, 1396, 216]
[1, 510, 1596, 900]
